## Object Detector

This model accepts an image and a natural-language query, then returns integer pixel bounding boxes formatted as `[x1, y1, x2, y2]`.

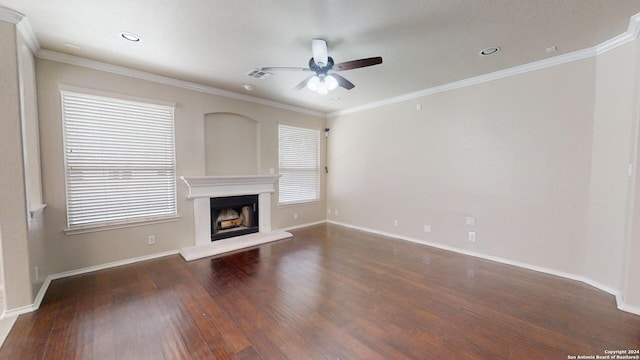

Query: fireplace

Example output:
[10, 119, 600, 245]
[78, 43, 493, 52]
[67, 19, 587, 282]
[211, 195, 258, 240]
[179, 175, 292, 261]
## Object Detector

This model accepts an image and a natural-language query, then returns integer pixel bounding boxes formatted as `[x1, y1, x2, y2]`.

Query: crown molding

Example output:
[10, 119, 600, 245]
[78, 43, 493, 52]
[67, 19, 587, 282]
[8, 7, 640, 120]
[328, 47, 595, 118]
[16, 17, 40, 53]
[0, 6, 40, 53]
[595, 12, 640, 55]
[329, 12, 640, 118]
[36, 49, 325, 118]
[0, 6, 23, 24]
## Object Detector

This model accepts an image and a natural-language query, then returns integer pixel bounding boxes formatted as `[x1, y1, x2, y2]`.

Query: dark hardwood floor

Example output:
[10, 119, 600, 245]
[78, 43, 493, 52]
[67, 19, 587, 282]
[1, 224, 639, 359]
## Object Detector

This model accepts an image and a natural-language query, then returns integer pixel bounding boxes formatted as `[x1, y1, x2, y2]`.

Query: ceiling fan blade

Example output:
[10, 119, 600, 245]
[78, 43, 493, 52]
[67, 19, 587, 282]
[331, 73, 355, 90]
[261, 66, 312, 72]
[311, 38, 328, 67]
[292, 75, 315, 92]
[333, 57, 383, 71]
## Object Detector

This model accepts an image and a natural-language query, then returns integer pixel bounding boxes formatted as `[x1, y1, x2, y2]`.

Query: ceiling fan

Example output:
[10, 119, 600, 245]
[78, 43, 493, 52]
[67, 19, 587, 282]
[260, 39, 383, 94]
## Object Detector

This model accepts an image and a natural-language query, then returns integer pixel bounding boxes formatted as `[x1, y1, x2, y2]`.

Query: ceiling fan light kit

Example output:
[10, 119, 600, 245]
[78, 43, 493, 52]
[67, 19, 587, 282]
[307, 74, 339, 94]
[260, 38, 383, 95]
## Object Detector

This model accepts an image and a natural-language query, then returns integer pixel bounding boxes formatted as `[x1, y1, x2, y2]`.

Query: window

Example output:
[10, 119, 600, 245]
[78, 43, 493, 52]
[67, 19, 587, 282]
[278, 124, 320, 205]
[61, 89, 177, 232]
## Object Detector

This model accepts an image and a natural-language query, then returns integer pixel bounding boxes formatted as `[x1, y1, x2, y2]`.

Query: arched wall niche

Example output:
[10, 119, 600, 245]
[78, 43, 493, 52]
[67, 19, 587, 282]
[204, 112, 260, 175]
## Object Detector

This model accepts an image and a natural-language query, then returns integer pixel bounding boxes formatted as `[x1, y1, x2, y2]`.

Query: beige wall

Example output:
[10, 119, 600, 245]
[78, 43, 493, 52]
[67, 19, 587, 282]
[205, 113, 259, 175]
[0, 21, 35, 310]
[627, 134, 640, 307]
[585, 40, 640, 290]
[621, 39, 640, 310]
[328, 40, 640, 311]
[328, 59, 596, 275]
[36, 59, 326, 277]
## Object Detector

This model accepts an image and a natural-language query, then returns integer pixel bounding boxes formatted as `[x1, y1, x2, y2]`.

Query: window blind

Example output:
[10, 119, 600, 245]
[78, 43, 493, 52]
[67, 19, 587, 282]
[278, 124, 320, 205]
[61, 90, 177, 230]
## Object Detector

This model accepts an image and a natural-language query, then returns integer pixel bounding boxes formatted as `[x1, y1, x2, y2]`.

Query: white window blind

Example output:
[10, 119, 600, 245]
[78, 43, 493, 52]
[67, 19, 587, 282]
[278, 124, 320, 205]
[61, 90, 177, 230]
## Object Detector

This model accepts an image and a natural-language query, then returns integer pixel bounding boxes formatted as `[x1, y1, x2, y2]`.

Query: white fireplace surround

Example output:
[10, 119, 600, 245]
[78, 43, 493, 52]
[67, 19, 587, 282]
[179, 175, 292, 261]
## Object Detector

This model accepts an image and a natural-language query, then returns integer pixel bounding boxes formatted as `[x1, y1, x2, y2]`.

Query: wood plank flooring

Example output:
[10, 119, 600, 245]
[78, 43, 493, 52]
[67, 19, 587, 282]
[1, 224, 639, 359]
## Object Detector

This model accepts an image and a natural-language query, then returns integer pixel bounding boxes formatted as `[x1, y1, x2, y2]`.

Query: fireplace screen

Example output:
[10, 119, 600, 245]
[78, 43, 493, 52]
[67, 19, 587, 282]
[210, 195, 259, 241]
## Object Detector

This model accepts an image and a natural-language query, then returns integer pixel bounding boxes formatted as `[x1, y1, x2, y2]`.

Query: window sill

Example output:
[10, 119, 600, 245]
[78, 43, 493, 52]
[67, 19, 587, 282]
[64, 215, 181, 236]
[278, 199, 322, 208]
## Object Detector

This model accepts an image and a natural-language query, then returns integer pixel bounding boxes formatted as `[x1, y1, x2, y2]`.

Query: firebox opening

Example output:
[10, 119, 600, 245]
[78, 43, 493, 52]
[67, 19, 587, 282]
[210, 195, 259, 241]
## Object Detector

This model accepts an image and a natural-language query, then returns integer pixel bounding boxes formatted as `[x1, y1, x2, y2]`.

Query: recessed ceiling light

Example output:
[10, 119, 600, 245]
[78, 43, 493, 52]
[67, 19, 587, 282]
[479, 46, 500, 56]
[120, 32, 141, 42]
[242, 84, 255, 91]
[331, 96, 341, 101]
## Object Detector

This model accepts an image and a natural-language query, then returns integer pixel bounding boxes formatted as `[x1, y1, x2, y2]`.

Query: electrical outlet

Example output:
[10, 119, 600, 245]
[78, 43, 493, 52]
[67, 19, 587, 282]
[393, 219, 399, 227]
[423, 224, 431, 233]
[465, 216, 476, 226]
[468, 232, 476, 242]
[34, 266, 39, 281]
[148, 235, 156, 245]
[293, 213, 298, 220]
[327, 208, 331, 214]
[334, 209, 339, 216]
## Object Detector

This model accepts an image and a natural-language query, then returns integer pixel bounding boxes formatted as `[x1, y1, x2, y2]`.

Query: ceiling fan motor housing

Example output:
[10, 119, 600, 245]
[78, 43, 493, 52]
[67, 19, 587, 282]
[309, 57, 334, 75]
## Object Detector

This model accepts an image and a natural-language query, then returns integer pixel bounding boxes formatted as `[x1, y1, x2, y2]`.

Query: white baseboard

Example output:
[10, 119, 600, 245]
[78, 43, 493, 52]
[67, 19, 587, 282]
[6, 221, 639, 318]
[327, 220, 639, 316]
[280, 220, 327, 231]
[31, 276, 52, 313]
[0, 315, 17, 348]
[3, 249, 180, 318]
[2, 303, 38, 319]
[47, 249, 180, 281]
[616, 296, 640, 315]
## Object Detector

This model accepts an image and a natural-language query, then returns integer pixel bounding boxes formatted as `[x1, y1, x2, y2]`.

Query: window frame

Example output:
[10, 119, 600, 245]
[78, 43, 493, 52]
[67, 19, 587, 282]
[277, 123, 321, 206]
[60, 86, 179, 234]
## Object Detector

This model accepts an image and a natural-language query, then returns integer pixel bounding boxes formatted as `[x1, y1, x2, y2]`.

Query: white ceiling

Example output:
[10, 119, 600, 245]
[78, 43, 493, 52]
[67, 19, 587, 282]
[3, 0, 640, 114]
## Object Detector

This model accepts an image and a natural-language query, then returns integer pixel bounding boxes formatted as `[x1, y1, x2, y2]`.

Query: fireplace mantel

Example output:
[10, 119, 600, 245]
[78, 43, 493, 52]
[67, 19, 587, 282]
[181, 175, 280, 198]
[179, 175, 292, 261]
